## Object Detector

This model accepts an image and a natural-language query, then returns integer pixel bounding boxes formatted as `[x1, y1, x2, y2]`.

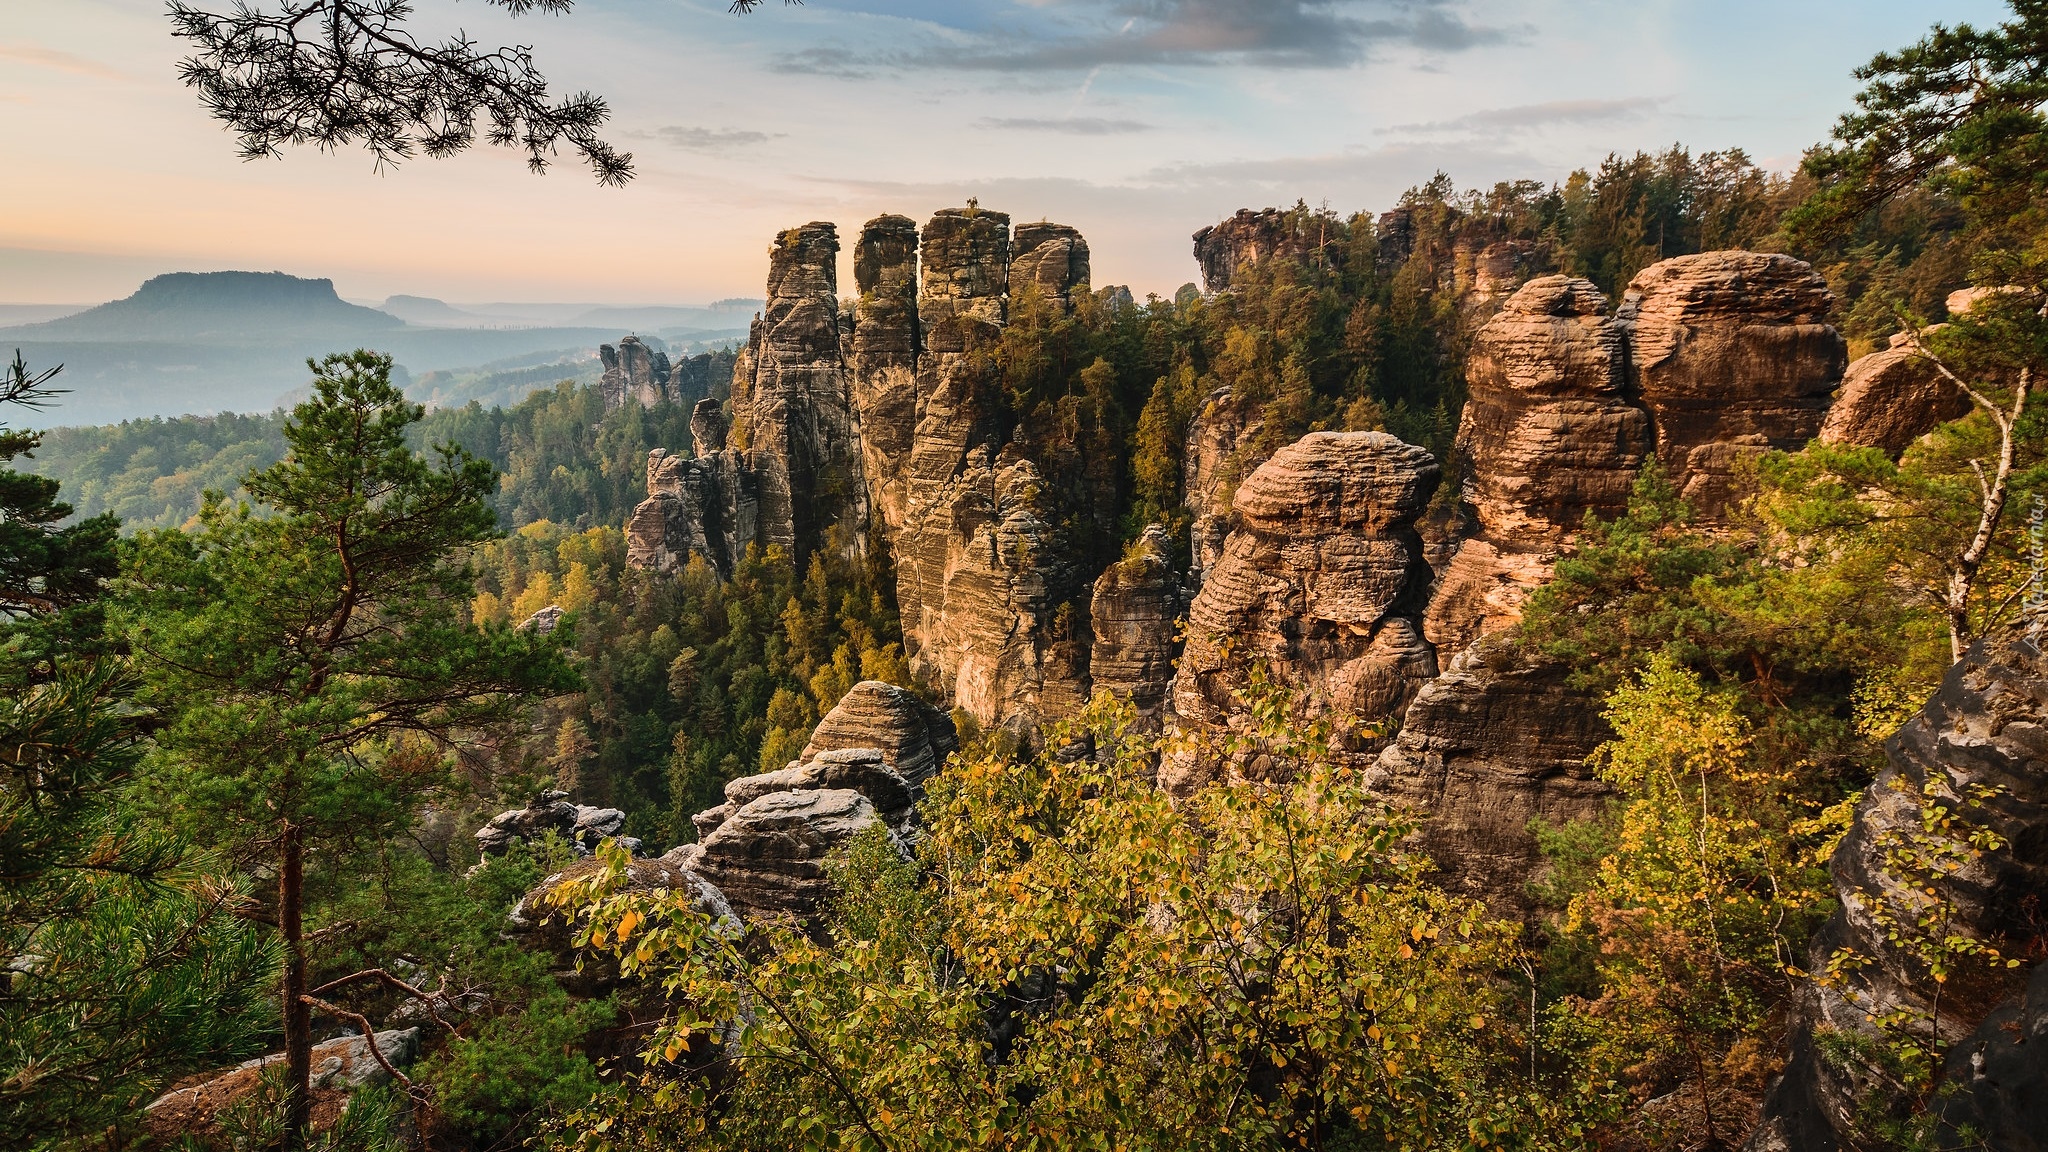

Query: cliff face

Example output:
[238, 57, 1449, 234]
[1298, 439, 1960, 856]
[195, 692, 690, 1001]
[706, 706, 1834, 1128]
[599, 336, 672, 412]
[1167, 432, 1440, 791]
[1619, 252, 1846, 519]
[1088, 525, 1181, 727]
[1192, 207, 1333, 293]
[1750, 628, 2048, 1152]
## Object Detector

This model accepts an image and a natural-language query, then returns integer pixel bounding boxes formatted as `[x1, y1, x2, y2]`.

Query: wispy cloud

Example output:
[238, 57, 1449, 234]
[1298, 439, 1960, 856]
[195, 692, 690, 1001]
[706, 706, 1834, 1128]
[1385, 97, 1668, 135]
[642, 125, 780, 151]
[0, 42, 129, 82]
[977, 116, 1154, 135]
[775, 1, 1517, 76]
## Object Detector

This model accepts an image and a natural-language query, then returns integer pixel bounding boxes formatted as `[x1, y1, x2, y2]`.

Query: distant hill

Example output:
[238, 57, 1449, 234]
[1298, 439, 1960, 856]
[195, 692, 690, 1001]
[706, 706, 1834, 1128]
[8, 271, 402, 342]
[379, 294, 484, 327]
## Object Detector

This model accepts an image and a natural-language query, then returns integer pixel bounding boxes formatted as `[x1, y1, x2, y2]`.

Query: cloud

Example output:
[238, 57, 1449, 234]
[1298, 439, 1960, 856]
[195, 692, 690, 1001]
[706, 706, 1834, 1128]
[643, 125, 780, 151]
[773, 1, 1516, 75]
[1386, 97, 1668, 135]
[976, 116, 1154, 134]
[0, 42, 130, 82]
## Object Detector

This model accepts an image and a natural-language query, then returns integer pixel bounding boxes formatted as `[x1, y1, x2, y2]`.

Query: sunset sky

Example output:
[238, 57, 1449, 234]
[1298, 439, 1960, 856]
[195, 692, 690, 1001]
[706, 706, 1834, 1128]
[1, 0, 2007, 307]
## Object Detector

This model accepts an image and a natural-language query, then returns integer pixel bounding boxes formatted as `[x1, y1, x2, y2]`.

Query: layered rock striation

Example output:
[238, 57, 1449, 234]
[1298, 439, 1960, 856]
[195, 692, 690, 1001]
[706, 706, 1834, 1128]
[1088, 525, 1181, 726]
[1427, 275, 1649, 654]
[1818, 331, 1973, 455]
[1168, 432, 1440, 790]
[848, 214, 923, 541]
[1619, 252, 1846, 518]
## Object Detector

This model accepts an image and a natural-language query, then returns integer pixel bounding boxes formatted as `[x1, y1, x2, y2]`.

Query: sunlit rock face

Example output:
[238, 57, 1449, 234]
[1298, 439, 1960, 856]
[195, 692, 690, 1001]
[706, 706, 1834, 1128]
[848, 214, 922, 543]
[1619, 251, 1847, 519]
[1427, 275, 1649, 655]
[1817, 331, 1972, 456]
[599, 336, 670, 412]
[1166, 431, 1440, 793]
[728, 221, 867, 561]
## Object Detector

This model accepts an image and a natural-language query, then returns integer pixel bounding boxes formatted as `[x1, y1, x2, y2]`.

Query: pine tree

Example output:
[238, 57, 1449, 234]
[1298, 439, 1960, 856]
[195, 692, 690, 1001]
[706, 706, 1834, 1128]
[1, 352, 275, 1148]
[122, 351, 579, 1150]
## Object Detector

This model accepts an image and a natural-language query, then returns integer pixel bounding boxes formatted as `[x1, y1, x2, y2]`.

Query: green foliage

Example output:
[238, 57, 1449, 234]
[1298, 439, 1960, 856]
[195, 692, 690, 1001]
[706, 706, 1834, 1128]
[470, 528, 909, 846]
[0, 354, 276, 1150]
[542, 684, 1560, 1152]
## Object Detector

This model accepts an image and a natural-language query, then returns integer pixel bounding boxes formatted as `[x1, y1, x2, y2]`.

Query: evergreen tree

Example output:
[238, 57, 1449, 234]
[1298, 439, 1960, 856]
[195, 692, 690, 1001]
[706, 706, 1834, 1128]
[121, 351, 579, 1150]
[0, 352, 275, 1149]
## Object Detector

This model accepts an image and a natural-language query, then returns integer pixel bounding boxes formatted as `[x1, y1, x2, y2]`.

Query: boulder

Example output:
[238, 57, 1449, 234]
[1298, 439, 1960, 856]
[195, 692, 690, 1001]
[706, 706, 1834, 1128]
[145, 1029, 421, 1144]
[475, 790, 640, 858]
[1818, 332, 1972, 455]
[1088, 525, 1181, 725]
[519, 604, 565, 635]
[1619, 252, 1847, 519]
[800, 679, 959, 786]
[1749, 627, 2048, 1152]
[688, 788, 901, 924]
[711, 749, 917, 835]
[1168, 432, 1440, 790]
[1367, 639, 1613, 919]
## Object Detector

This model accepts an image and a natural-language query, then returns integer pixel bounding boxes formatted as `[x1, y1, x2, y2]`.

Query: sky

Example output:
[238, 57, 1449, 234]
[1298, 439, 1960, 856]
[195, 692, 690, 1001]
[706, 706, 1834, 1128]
[0, 0, 2015, 307]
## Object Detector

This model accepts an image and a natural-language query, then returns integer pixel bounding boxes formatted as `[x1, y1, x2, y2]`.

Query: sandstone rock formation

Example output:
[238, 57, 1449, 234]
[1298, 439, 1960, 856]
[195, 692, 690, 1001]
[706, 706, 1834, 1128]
[146, 1029, 422, 1143]
[510, 853, 737, 998]
[475, 791, 639, 858]
[898, 445, 1091, 733]
[848, 214, 922, 541]
[800, 679, 959, 786]
[683, 789, 900, 925]
[1619, 252, 1847, 518]
[1011, 222, 1091, 312]
[1169, 431, 1440, 790]
[1193, 207, 1331, 292]
[1088, 525, 1180, 725]
[666, 679, 956, 925]
[1818, 332, 1972, 455]
[1428, 275, 1649, 654]
[624, 446, 756, 578]
[1367, 639, 1614, 917]
[1749, 627, 2048, 1152]
[1182, 382, 1267, 584]
[600, 336, 671, 412]
[727, 221, 867, 559]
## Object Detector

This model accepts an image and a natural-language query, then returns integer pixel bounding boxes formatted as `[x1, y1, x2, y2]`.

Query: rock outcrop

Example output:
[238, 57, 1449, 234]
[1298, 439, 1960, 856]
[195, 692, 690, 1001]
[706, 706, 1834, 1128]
[1428, 276, 1649, 654]
[1619, 252, 1847, 518]
[475, 791, 639, 858]
[849, 214, 923, 541]
[510, 853, 737, 998]
[728, 221, 867, 559]
[1749, 627, 2048, 1152]
[145, 1029, 422, 1144]
[1193, 207, 1331, 292]
[1169, 432, 1440, 790]
[1818, 332, 1972, 455]
[666, 679, 955, 925]
[800, 679, 959, 786]
[624, 446, 756, 578]
[1182, 382, 1268, 584]
[600, 336, 671, 412]
[1011, 222, 1091, 312]
[1368, 639, 1614, 917]
[1088, 525, 1181, 725]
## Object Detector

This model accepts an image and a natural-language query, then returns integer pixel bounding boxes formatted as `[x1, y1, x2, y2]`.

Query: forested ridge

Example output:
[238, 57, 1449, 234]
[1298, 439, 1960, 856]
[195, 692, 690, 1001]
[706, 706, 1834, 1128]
[4, 5, 2046, 1149]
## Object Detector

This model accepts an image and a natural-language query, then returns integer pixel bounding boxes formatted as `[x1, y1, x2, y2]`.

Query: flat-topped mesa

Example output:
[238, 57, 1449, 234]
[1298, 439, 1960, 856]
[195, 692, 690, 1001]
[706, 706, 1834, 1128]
[1427, 275, 1650, 654]
[1166, 431, 1440, 792]
[1619, 251, 1847, 518]
[850, 214, 922, 541]
[599, 336, 671, 412]
[729, 221, 867, 560]
[1010, 222, 1091, 314]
